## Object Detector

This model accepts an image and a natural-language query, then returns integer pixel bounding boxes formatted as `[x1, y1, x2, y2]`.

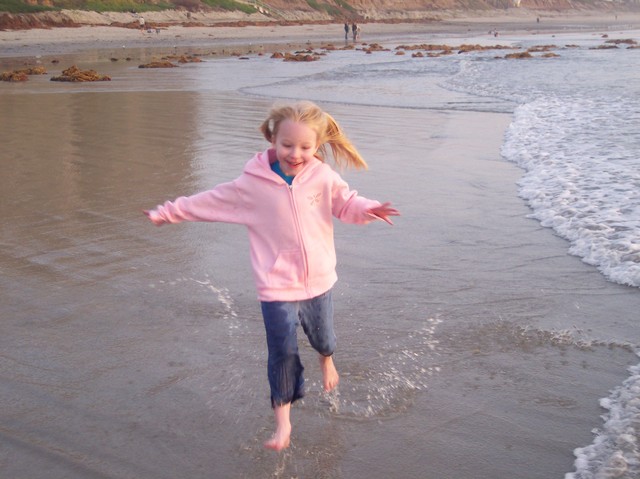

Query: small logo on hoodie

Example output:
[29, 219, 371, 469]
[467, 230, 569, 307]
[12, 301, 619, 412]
[308, 192, 322, 206]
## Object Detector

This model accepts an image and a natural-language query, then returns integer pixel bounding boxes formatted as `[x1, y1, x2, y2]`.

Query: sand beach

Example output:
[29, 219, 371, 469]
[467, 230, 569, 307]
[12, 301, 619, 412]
[2, 9, 640, 479]
[1, 9, 639, 65]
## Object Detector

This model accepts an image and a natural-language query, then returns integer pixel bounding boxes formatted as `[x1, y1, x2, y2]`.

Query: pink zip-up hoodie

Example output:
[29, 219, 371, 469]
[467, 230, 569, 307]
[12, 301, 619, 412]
[147, 148, 382, 301]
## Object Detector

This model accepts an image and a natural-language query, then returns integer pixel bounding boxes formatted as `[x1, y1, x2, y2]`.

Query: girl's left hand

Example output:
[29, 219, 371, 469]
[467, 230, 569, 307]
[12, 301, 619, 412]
[368, 202, 400, 225]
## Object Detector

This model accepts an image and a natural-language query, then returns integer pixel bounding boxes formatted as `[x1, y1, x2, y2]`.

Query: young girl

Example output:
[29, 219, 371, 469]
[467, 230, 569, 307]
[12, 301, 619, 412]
[144, 100, 399, 451]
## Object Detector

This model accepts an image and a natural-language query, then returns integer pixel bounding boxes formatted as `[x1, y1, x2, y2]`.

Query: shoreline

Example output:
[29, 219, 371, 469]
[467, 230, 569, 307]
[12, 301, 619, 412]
[2, 13, 640, 478]
[2, 9, 639, 69]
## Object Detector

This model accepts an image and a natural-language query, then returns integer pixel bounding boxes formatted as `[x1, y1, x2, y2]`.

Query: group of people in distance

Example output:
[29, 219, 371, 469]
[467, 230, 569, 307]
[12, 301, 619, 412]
[344, 22, 360, 41]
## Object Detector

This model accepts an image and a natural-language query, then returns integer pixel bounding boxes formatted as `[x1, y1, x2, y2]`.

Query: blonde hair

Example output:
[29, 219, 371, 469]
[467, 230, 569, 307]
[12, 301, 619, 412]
[260, 100, 368, 170]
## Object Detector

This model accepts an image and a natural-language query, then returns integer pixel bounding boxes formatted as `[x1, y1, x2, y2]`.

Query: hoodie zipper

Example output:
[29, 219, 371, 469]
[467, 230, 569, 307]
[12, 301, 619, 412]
[287, 184, 310, 293]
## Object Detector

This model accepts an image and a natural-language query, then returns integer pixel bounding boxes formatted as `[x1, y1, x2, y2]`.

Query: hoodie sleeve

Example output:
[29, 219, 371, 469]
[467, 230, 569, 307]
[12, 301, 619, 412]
[147, 180, 245, 225]
[330, 173, 382, 225]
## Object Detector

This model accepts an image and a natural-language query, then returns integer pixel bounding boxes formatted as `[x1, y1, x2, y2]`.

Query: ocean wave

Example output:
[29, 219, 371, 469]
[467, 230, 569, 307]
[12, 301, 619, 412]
[566, 357, 640, 479]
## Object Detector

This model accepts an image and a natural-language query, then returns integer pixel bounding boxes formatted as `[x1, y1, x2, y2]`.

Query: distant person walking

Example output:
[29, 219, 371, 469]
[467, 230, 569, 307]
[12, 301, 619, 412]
[344, 22, 349, 40]
[351, 23, 358, 41]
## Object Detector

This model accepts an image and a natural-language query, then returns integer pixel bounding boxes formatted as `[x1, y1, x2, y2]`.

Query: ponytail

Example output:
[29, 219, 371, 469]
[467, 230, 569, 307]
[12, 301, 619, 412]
[320, 111, 367, 170]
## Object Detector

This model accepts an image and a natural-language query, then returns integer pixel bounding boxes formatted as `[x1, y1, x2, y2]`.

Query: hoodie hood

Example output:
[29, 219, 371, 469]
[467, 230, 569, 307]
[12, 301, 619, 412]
[244, 148, 324, 185]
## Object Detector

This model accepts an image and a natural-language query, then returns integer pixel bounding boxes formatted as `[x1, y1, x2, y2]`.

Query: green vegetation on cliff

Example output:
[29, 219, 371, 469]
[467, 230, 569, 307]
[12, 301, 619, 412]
[306, 0, 354, 16]
[1, 0, 50, 12]
[0, 0, 259, 13]
[1, 0, 636, 16]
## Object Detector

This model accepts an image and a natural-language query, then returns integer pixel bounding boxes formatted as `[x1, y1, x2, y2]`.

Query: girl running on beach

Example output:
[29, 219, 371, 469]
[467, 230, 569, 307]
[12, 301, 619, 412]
[144, 100, 399, 451]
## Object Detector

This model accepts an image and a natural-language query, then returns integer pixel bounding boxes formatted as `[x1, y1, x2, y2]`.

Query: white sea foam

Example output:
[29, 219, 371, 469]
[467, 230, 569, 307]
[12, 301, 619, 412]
[566, 358, 640, 479]
[446, 43, 640, 288]
[503, 96, 640, 287]
[441, 36, 640, 478]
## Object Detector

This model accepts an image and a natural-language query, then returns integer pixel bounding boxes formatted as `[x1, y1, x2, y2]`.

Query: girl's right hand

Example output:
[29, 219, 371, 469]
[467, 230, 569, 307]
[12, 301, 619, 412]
[143, 210, 166, 226]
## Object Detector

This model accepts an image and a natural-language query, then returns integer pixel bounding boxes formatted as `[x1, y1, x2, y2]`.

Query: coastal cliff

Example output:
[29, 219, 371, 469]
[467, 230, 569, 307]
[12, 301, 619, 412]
[1, 0, 637, 30]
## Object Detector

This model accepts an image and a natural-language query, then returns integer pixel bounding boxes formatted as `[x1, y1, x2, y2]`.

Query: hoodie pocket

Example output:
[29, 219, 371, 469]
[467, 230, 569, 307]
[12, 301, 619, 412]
[268, 250, 305, 289]
[306, 241, 335, 279]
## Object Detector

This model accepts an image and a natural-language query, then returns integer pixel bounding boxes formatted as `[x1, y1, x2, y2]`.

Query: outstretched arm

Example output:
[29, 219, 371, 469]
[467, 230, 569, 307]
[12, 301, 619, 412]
[367, 202, 400, 225]
[143, 181, 244, 227]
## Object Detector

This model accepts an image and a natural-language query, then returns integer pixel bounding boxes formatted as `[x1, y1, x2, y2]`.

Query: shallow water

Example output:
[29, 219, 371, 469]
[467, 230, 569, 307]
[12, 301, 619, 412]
[2, 30, 640, 479]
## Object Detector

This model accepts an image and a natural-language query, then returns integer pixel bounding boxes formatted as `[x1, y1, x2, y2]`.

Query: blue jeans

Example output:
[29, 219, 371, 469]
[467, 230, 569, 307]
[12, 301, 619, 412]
[261, 289, 336, 407]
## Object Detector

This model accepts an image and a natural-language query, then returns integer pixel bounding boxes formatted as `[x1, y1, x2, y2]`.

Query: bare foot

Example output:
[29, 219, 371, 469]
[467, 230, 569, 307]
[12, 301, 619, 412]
[319, 355, 339, 392]
[264, 425, 291, 451]
[264, 403, 292, 452]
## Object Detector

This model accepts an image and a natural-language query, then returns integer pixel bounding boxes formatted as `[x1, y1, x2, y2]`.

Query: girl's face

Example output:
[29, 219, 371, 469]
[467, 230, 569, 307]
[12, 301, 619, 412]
[272, 119, 319, 177]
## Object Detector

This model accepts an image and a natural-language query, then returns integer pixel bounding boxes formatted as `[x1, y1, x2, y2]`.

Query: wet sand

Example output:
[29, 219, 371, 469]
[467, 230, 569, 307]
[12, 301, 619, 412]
[2, 14, 640, 479]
